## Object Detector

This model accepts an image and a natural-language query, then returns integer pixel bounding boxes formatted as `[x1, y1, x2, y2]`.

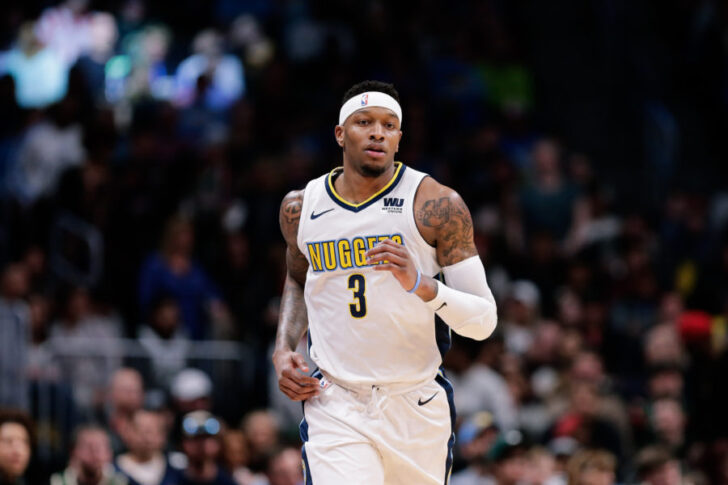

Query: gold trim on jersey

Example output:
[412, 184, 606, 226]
[326, 161, 404, 208]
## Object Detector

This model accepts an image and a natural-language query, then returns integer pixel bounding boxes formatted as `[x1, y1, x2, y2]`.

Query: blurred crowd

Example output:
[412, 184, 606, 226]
[0, 0, 727, 484]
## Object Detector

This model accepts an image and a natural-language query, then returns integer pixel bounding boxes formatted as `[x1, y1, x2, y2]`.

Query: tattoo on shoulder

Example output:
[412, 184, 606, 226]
[279, 191, 304, 239]
[417, 197, 451, 227]
[282, 195, 302, 225]
[429, 194, 477, 265]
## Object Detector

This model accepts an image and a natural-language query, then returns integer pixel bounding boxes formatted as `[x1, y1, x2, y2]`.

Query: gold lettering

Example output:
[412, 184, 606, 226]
[338, 239, 352, 269]
[322, 241, 337, 270]
[353, 238, 367, 267]
[307, 243, 323, 271]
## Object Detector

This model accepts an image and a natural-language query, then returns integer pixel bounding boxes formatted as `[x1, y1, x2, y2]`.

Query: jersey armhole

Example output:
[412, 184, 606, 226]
[409, 175, 437, 250]
[295, 184, 312, 255]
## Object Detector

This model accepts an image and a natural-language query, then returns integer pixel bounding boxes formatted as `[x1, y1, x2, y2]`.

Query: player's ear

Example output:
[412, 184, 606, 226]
[335, 125, 345, 148]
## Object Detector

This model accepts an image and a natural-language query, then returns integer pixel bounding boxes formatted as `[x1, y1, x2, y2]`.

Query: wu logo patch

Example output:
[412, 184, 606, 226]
[382, 197, 404, 214]
[383, 198, 404, 207]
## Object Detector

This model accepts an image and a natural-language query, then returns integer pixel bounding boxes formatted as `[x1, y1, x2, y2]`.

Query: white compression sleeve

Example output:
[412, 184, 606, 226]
[424, 255, 498, 341]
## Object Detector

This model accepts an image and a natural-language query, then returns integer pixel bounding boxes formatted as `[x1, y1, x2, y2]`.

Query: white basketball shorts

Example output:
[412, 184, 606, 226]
[300, 370, 455, 484]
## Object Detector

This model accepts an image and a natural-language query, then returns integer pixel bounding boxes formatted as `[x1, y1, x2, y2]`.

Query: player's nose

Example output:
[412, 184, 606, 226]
[369, 122, 385, 140]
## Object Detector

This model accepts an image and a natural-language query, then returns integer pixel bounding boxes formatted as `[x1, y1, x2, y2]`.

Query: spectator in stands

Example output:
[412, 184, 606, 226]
[220, 428, 266, 485]
[20, 246, 48, 294]
[105, 368, 145, 454]
[49, 285, 122, 411]
[649, 397, 687, 458]
[115, 408, 176, 485]
[34, 0, 92, 67]
[644, 323, 685, 368]
[136, 296, 190, 391]
[454, 334, 518, 432]
[0, 410, 33, 485]
[0, 264, 30, 410]
[265, 446, 302, 485]
[551, 381, 623, 466]
[524, 447, 560, 485]
[567, 351, 633, 456]
[9, 94, 84, 206]
[241, 411, 279, 475]
[489, 431, 529, 485]
[451, 411, 500, 485]
[170, 368, 213, 415]
[566, 449, 616, 485]
[177, 411, 236, 485]
[502, 279, 540, 356]
[25, 293, 62, 382]
[50, 425, 128, 485]
[138, 215, 230, 340]
[519, 138, 580, 242]
[2, 22, 69, 108]
[105, 24, 173, 103]
[74, 12, 118, 102]
[634, 446, 683, 485]
[175, 29, 245, 112]
[646, 363, 684, 400]
[547, 437, 579, 483]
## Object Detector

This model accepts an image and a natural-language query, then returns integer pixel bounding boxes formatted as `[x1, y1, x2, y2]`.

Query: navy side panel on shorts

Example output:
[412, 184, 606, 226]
[436, 370, 456, 484]
[299, 369, 321, 485]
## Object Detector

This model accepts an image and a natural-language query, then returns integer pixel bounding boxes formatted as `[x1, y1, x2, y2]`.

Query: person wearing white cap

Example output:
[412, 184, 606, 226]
[273, 80, 499, 484]
[170, 368, 213, 414]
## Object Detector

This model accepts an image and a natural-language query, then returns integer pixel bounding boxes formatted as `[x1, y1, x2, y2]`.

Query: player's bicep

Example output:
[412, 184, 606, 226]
[286, 245, 308, 287]
[279, 189, 304, 246]
[432, 190, 478, 267]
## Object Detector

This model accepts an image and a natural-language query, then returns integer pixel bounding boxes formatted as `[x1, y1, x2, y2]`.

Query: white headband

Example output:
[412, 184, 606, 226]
[338, 91, 403, 127]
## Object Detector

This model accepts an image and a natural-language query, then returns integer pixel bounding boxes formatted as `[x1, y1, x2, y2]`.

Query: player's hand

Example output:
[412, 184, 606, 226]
[272, 349, 320, 401]
[366, 239, 419, 291]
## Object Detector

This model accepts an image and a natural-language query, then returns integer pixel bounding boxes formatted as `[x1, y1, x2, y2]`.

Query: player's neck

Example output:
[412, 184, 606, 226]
[335, 162, 396, 204]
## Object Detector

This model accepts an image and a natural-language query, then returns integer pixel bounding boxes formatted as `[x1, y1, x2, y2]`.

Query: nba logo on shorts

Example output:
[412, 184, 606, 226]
[361, 94, 368, 106]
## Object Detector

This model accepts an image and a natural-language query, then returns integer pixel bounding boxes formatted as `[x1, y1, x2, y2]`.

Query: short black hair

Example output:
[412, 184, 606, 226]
[0, 408, 36, 449]
[342, 80, 400, 106]
[69, 424, 109, 452]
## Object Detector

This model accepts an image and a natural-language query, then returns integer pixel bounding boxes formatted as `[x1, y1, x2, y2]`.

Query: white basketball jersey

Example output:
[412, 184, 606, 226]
[297, 162, 449, 386]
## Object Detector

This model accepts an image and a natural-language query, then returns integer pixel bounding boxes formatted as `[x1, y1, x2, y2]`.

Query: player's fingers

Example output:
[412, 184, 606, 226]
[279, 379, 319, 399]
[372, 263, 400, 273]
[367, 240, 406, 256]
[282, 368, 320, 386]
[279, 377, 318, 394]
[279, 383, 317, 401]
[279, 375, 319, 395]
[376, 238, 403, 248]
[367, 251, 407, 266]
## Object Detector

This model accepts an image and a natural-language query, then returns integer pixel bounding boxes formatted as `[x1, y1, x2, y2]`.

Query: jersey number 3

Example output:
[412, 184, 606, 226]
[348, 274, 367, 318]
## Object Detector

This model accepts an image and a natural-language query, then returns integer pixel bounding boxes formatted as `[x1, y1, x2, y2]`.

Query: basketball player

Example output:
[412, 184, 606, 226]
[273, 80, 498, 484]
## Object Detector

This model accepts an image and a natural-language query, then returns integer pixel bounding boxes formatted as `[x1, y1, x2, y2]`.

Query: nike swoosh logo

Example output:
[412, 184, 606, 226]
[310, 208, 335, 220]
[418, 392, 438, 406]
[435, 302, 447, 312]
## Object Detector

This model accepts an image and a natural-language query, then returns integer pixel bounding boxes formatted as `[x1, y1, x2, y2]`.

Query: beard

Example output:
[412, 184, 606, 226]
[357, 161, 388, 178]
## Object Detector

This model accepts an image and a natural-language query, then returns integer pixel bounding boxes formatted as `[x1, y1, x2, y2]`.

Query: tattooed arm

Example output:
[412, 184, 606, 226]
[273, 190, 320, 401]
[416, 178, 497, 339]
[367, 177, 497, 340]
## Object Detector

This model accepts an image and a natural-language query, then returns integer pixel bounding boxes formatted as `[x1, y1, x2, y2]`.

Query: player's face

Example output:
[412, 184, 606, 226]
[336, 107, 402, 178]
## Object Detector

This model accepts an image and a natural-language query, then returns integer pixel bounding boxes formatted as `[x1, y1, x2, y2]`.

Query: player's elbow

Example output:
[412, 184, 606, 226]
[453, 300, 498, 341]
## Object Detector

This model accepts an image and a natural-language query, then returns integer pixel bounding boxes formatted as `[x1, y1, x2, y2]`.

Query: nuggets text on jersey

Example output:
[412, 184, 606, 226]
[306, 233, 404, 272]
